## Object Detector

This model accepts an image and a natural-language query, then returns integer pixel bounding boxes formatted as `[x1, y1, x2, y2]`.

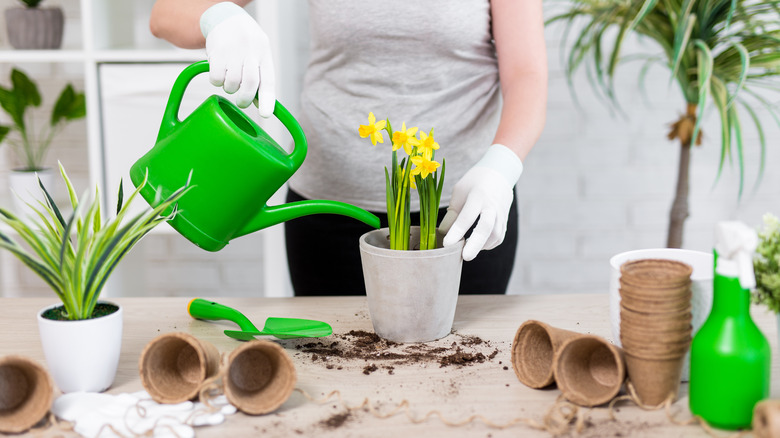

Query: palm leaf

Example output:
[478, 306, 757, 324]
[670, 14, 697, 82]
[727, 106, 745, 197]
[690, 40, 714, 147]
[739, 101, 766, 194]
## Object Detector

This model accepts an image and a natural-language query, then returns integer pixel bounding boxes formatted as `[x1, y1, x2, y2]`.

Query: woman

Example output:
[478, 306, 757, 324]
[150, 0, 547, 295]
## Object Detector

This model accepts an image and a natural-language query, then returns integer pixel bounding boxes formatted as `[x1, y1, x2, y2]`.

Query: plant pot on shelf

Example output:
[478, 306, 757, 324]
[37, 301, 123, 393]
[4, 6, 64, 50]
[359, 226, 465, 343]
[7, 168, 55, 218]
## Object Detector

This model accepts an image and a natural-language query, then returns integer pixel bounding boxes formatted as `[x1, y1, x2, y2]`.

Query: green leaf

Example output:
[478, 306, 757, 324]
[19, 0, 44, 8]
[11, 68, 41, 109]
[709, 76, 730, 184]
[0, 125, 9, 144]
[59, 206, 78, 268]
[724, 41, 750, 109]
[0, 241, 62, 295]
[628, 0, 660, 33]
[740, 102, 766, 194]
[727, 106, 745, 197]
[116, 179, 124, 215]
[0, 87, 23, 131]
[38, 177, 65, 228]
[51, 84, 86, 126]
[690, 40, 713, 147]
[670, 14, 697, 82]
[60, 161, 79, 210]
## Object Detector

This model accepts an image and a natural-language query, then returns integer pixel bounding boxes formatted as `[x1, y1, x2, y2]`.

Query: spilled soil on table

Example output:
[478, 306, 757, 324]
[285, 330, 501, 374]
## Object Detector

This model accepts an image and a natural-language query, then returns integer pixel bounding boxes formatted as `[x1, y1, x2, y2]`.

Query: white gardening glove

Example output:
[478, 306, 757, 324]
[200, 2, 276, 118]
[440, 144, 523, 261]
[52, 390, 237, 438]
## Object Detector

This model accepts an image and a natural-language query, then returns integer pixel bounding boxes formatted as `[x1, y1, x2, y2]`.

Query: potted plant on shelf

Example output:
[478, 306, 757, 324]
[4, 0, 64, 50]
[0, 67, 85, 216]
[752, 213, 780, 335]
[547, 0, 780, 248]
[0, 162, 187, 393]
[357, 112, 464, 343]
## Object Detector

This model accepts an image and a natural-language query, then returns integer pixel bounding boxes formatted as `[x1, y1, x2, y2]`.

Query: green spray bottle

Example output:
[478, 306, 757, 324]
[689, 221, 770, 430]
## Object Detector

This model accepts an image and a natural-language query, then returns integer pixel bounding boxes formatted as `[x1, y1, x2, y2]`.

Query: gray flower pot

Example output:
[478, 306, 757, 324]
[5, 6, 64, 50]
[359, 227, 465, 343]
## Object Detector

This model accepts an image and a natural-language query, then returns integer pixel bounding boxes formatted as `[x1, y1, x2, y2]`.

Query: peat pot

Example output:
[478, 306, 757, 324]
[359, 227, 465, 343]
[609, 248, 713, 381]
[37, 302, 123, 393]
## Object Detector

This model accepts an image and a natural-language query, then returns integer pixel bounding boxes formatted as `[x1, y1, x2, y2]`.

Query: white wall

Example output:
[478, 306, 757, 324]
[511, 15, 780, 295]
[0, 0, 777, 298]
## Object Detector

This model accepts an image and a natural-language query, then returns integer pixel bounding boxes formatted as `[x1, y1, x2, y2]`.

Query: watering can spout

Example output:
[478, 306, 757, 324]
[235, 201, 381, 238]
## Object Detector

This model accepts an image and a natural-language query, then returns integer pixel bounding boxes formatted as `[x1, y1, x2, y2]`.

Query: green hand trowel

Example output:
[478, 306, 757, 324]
[188, 298, 332, 341]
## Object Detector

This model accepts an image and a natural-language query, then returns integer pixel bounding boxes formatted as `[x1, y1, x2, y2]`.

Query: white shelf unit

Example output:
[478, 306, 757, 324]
[0, 0, 309, 298]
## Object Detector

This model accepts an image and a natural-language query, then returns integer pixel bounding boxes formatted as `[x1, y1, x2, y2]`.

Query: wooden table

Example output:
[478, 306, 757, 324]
[1, 294, 777, 437]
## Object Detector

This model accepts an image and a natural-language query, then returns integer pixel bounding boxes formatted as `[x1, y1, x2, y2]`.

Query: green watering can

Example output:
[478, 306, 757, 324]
[129, 61, 380, 251]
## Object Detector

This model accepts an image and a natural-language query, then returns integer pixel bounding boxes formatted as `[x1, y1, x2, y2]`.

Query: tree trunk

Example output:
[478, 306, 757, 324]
[667, 141, 691, 248]
[666, 103, 697, 248]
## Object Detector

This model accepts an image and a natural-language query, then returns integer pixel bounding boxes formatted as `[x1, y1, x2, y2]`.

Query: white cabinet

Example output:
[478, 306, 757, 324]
[0, 0, 310, 298]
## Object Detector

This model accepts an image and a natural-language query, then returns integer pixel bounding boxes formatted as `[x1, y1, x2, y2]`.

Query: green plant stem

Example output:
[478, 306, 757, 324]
[418, 157, 445, 250]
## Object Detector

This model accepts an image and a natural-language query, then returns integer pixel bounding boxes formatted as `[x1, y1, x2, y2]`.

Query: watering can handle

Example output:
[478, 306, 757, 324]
[157, 61, 307, 167]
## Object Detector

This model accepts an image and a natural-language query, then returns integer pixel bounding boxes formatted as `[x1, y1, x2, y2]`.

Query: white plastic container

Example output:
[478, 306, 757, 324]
[37, 302, 123, 393]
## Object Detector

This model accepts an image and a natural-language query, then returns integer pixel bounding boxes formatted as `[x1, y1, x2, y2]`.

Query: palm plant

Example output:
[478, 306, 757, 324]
[0, 163, 187, 320]
[548, 0, 780, 247]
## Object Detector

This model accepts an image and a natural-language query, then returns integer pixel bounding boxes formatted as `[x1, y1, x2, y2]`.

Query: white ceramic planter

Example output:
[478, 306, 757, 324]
[37, 302, 123, 393]
[609, 248, 713, 382]
[359, 227, 465, 343]
[8, 168, 55, 219]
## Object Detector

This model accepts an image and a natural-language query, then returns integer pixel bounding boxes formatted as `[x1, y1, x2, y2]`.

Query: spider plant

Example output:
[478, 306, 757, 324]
[0, 162, 188, 320]
[548, 0, 780, 247]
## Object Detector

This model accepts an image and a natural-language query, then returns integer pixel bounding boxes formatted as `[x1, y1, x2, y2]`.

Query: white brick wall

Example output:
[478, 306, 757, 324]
[509, 16, 780, 295]
[0, 1, 777, 298]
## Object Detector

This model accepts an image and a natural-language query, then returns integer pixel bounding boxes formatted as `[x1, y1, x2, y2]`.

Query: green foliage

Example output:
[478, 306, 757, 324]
[753, 214, 780, 313]
[0, 68, 86, 171]
[547, 0, 780, 195]
[0, 162, 188, 320]
[18, 0, 44, 8]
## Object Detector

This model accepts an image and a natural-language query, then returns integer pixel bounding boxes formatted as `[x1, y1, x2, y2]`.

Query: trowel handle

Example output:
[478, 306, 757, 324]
[188, 298, 252, 328]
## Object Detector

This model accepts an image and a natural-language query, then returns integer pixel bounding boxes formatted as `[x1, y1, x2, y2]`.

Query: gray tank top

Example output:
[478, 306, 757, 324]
[290, 0, 501, 212]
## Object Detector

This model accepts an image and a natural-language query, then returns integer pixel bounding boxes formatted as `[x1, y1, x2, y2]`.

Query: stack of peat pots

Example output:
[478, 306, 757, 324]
[619, 259, 693, 406]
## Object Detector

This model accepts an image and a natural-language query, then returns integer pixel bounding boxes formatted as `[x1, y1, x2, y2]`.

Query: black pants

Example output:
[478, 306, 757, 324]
[284, 189, 518, 296]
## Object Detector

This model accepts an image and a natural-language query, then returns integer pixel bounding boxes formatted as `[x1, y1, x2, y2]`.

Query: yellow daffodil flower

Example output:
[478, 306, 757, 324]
[410, 155, 441, 179]
[358, 112, 445, 250]
[391, 122, 420, 155]
[417, 130, 440, 159]
[359, 112, 387, 146]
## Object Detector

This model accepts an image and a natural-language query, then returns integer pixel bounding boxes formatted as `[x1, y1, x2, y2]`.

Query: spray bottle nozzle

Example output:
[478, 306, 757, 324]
[714, 221, 758, 289]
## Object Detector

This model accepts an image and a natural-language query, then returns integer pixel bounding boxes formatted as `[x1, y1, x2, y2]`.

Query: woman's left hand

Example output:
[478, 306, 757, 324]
[440, 144, 523, 261]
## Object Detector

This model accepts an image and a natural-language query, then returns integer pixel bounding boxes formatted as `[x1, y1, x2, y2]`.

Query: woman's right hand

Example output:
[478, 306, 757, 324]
[200, 2, 276, 118]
